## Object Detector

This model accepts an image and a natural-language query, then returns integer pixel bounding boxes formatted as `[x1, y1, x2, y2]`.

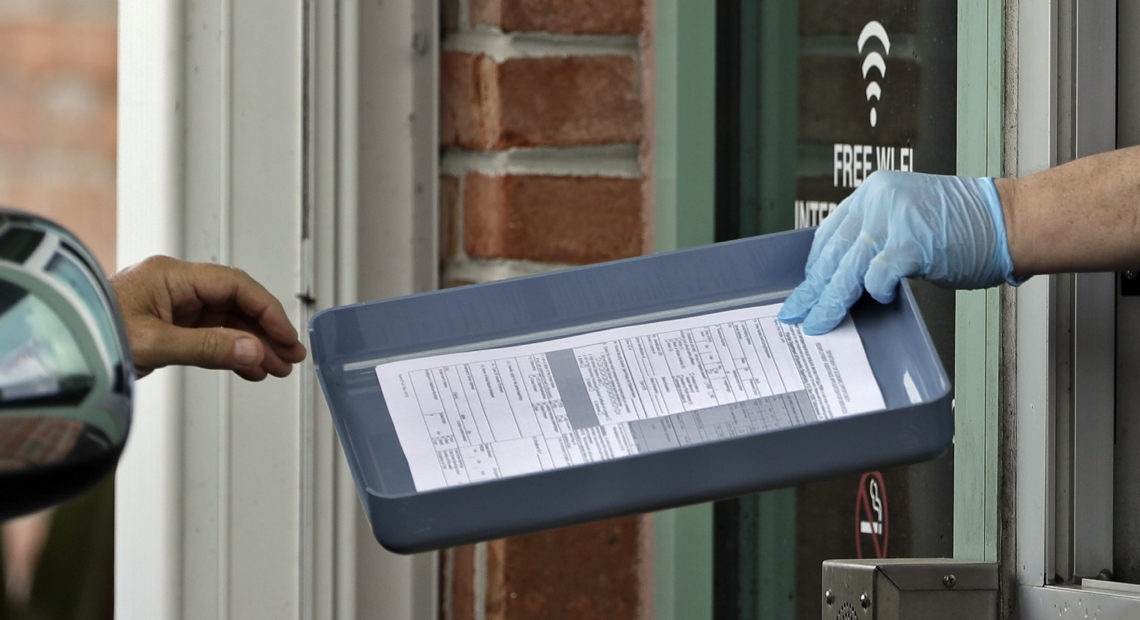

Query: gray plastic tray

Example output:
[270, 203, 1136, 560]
[309, 227, 952, 553]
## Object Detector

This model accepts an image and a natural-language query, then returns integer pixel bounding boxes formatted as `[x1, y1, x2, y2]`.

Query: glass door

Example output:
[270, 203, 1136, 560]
[714, 1, 959, 616]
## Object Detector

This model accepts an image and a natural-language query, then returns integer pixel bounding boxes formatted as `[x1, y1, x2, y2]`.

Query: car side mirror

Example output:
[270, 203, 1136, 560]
[0, 208, 132, 520]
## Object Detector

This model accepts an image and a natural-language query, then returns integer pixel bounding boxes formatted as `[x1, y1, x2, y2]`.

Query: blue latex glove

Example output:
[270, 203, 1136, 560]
[777, 171, 1020, 335]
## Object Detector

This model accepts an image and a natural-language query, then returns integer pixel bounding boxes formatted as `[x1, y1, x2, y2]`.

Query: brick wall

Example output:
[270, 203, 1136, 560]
[438, 0, 655, 618]
[0, 5, 117, 619]
[0, 1, 117, 271]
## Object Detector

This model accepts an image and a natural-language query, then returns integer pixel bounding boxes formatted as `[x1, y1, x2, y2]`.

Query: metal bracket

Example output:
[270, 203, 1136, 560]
[822, 558, 997, 620]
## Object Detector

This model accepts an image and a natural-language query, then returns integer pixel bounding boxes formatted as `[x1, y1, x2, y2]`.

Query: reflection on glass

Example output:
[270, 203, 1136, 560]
[0, 416, 111, 471]
[0, 280, 92, 406]
[714, 1, 958, 616]
[0, 207, 131, 523]
[44, 248, 121, 371]
[0, 278, 114, 470]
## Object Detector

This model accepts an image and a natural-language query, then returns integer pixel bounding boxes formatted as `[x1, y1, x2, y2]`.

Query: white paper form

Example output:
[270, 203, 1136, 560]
[375, 303, 885, 491]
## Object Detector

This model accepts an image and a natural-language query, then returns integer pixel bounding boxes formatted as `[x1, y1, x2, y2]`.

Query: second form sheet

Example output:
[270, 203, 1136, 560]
[375, 303, 885, 491]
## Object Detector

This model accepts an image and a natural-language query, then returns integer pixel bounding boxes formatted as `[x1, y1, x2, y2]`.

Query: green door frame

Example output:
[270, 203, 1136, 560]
[952, 0, 1004, 563]
[651, 0, 715, 618]
[651, 0, 1004, 616]
[712, 1, 799, 617]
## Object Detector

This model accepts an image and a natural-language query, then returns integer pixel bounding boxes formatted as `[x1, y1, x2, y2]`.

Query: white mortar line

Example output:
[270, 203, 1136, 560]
[457, 0, 470, 33]
[452, 172, 467, 262]
[444, 30, 638, 61]
[445, 257, 575, 284]
[441, 145, 642, 178]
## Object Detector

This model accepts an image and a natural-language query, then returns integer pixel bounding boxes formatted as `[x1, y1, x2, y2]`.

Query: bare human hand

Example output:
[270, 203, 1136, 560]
[110, 256, 307, 381]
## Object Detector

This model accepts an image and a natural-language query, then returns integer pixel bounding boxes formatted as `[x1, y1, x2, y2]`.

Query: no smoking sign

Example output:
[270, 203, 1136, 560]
[854, 471, 889, 558]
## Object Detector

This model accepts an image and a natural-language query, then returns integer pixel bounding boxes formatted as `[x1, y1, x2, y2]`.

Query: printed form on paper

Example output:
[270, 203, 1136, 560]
[374, 303, 885, 492]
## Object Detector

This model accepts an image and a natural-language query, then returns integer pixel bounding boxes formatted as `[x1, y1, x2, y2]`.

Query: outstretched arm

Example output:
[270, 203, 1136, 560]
[778, 145, 1140, 335]
[110, 256, 307, 381]
[999, 144, 1140, 276]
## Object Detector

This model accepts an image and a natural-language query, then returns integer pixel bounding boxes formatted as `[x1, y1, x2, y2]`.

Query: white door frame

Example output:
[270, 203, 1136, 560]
[1012, 0, 1140, 615]
[116, 1, 437, 618]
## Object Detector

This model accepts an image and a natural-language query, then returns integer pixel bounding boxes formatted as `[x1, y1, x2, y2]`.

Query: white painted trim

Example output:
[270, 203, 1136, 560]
[1014, 0, 1060, 588]
[332, 4, 362, 616]
[115, 1, 184, 618]
[1067, 0, 1117, 579]
[116, 0, 438, 618]
[1019, 584, 1140, 617]
[1015, 0, 1121, 597]
[350, 0, 441, 614]
[474, 542, 488, 620]
[457, 0, 471, 33]
[1015, 276, 1055, 586]
[1069, 271, 1115, 577]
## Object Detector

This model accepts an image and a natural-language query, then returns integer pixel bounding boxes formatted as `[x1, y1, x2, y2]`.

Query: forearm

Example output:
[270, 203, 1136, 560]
[996, 145, 1140, 276]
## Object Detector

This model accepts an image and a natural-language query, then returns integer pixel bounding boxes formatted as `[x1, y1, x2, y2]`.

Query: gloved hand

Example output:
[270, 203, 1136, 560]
[777, 170, 1020, 335]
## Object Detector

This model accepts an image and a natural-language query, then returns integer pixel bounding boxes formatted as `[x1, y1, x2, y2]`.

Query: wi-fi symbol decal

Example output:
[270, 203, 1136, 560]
[858, 21, 891, 128]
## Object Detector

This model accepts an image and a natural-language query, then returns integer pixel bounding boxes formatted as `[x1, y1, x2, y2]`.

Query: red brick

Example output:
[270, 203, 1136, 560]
[471, 0, 643, 35]
[0, 21, 116, 80]
[68, 22, 117, 80]
[42, 84, 114, 151]
[485, 517, 644, 620]
[440, 174, 462, 262]
[441, 52, 499, 150]
[96, 95, 118, 158]
[441, 52, 641, 150]
[0, 87, 37, 150]
[7, 182, 118, 272]
[0, 10, 118, 276]
[442, 278, 476, 289]
[497, 56, 640, 146]
[0, 21, 118, 155]
[0, 22, 60, 76]
[464, 173, 643, 264]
